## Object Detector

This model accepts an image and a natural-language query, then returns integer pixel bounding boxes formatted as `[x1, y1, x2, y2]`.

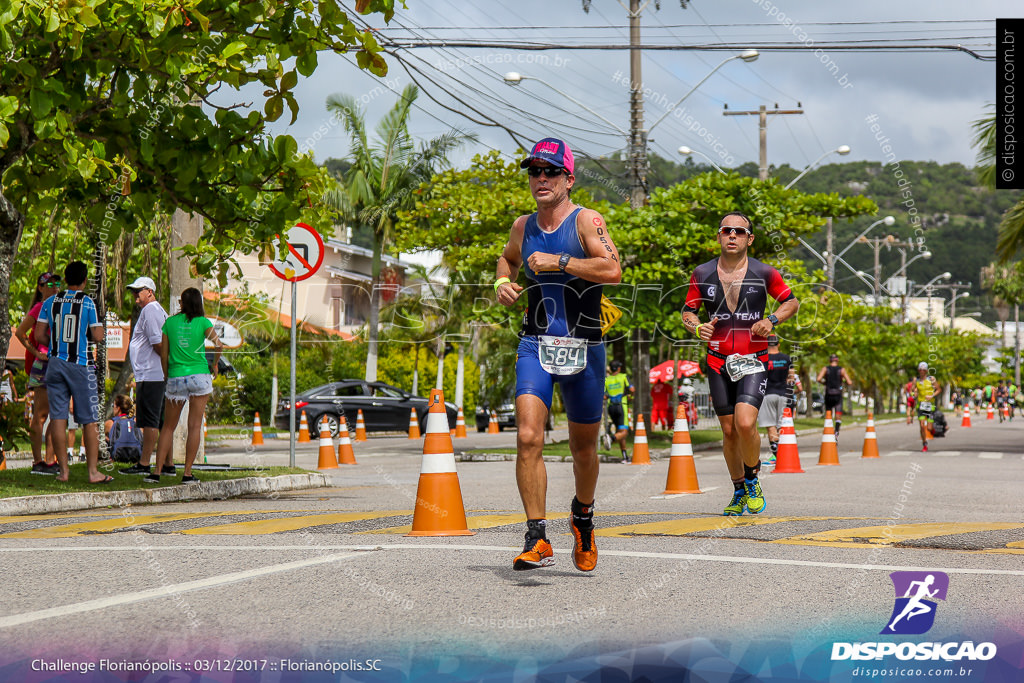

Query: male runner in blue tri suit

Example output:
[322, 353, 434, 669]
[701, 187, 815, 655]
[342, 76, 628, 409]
[682, 212, 799, 516]
[495, 138, 622, 572]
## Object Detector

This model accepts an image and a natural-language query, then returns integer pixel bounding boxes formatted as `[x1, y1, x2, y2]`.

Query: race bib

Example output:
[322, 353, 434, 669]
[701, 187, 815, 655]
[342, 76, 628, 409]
[920, 401, 934, 412]
[724, 353, 765, 382]
[538, 336, 588, 376]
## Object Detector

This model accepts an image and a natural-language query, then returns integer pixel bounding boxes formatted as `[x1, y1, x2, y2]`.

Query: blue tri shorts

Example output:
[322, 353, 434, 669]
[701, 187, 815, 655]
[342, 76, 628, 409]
[515, 336, 606, 424]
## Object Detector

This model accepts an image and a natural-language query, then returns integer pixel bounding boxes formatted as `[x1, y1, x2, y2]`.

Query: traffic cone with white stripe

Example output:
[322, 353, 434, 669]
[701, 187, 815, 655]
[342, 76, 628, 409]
[407, 389, 474, 537]
[861, 412, 880, 459]
[662, 404, 702, 493]
[774, 407, 805, 473]
[316, 416, 338, 470]
[355, 409, 368, 442]
[455, 406, 468, 438]
[818, 410, 840, 465]
[630, 414, 650, 465]
[1003, 403, 1010, 420]
[297, 410, 311, 443]
[987, 404, 994, 420]
[337, 416, 357, 465]
[408, 408, 421, 439]
[251, 412, 264, 446]
[961, 406, 971, 428]
[487, 410, 499, 434]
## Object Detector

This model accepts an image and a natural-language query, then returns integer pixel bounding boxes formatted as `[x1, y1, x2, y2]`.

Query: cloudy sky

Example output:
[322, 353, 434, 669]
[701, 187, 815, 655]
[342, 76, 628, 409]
[258, 0, 1011, 176]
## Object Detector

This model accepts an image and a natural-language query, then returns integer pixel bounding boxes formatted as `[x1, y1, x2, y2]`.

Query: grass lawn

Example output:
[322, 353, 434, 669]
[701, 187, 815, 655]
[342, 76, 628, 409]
[0, 462, 309, 499]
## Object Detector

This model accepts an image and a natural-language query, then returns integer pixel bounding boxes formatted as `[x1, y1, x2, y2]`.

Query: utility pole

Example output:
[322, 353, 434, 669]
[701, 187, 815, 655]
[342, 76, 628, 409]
[943, 282, 971, 333]
[627, 0, 646, 209]
[825, 218, 834, 288]
[722, 104, 804, 180]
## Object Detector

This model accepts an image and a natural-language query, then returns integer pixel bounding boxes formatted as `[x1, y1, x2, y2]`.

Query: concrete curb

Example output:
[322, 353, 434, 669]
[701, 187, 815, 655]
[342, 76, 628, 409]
[0, 473, 331, 517]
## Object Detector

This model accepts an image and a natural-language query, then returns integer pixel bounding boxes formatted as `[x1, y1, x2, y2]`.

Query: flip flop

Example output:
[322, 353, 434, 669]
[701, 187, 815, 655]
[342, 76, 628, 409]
[90, 475, 115, 484]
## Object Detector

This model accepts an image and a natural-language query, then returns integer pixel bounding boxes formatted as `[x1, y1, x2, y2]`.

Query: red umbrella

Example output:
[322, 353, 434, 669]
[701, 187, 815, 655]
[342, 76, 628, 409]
[649, 360, 702, 383]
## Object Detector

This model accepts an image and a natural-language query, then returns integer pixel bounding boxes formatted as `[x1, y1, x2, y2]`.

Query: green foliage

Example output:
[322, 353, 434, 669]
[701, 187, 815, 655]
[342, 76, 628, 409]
[0, 0, 401, 368]
[0, 400, 30, 450]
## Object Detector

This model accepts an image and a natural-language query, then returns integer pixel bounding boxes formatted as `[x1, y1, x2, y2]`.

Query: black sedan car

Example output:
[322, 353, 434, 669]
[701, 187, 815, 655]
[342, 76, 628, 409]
[475, 399, 517, 432]
[276, 380, 458, 437]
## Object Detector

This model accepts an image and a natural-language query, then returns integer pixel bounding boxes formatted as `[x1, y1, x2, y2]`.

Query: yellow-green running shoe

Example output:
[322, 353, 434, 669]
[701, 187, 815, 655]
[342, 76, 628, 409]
[744, 477, 766, 514]
[723, 488, 747, 516]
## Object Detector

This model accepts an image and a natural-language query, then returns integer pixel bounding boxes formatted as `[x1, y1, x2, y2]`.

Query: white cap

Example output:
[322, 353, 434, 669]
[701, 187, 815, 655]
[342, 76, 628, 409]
[918, 362, 928, 370]
[127, 276, 156, 292]
[683, 378, 693, 385]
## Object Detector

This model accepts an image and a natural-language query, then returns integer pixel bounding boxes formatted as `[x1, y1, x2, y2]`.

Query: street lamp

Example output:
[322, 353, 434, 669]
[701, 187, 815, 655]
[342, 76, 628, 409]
[784, 145, 851, 190]
[946, 291, 970, 333]
[836, 216, 896, 260]
[647, 50, 758, 133]
[918, 272, 952, 329]
[503, 72, 630, 136]
[678, 145, 728, 175]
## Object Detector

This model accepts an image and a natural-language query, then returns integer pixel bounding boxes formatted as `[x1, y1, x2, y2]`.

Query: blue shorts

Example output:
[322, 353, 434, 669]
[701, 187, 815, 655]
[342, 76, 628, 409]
[45, 357, 100, 425]
[515, 337, 606, 424]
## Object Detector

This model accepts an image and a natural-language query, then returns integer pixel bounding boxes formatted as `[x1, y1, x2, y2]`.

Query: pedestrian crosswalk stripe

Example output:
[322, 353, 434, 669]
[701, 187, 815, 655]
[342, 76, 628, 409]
[930, 451, 961, 457]
[884, 451, 911, 457]
[772, 522, 1024, 548]
[978, 452, 1004, 459]
[181, 511, 411, 536]
[0, 511, 263, 539]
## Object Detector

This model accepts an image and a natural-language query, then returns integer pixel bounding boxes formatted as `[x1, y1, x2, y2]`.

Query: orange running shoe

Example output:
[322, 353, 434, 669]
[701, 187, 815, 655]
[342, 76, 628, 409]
[513, 535, 554, 570]
[570, 506, 597, 572]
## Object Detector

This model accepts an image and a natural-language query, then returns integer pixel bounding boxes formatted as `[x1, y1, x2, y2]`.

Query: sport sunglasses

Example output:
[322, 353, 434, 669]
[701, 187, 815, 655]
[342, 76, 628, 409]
[718, 226, 752, 236]
[526, 166, 568, 178]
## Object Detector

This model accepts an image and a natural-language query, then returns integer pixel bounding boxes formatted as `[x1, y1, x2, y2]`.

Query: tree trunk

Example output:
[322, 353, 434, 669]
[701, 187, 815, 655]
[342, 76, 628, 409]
[364, 228, 383, 383]
[633, 327, 651, 426]
[0, 191, 25, 366]
[91, 241, 109, 426]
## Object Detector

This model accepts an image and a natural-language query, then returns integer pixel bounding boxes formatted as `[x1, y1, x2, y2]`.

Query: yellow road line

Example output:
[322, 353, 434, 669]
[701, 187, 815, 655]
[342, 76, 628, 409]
[0, 511, 264, 539]
[182, 511, 411, 536]
[0, 512, 122, 524]
[772, 522, 1024, 549]
[362, 511, 723, 536]
[595, 516, 838, 538]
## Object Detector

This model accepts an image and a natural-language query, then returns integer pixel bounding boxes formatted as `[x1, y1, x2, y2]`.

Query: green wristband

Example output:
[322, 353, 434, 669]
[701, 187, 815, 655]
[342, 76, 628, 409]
[694, 323, 703, 338]
[493, 277, 511, 293]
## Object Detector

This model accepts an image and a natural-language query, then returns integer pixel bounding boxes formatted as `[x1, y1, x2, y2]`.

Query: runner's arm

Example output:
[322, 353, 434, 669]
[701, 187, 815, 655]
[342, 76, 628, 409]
[495, 216, 526, 307]
[563, 209, 621, 284]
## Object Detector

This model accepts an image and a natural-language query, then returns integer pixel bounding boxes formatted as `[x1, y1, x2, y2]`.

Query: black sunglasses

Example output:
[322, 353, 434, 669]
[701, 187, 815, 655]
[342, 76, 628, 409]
[527, 166, 567, 178]
[718, 226, 751, 237]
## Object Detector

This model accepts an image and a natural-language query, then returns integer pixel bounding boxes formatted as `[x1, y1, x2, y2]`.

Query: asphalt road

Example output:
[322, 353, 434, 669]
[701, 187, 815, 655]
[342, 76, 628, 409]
[2, 416, 1022, 682]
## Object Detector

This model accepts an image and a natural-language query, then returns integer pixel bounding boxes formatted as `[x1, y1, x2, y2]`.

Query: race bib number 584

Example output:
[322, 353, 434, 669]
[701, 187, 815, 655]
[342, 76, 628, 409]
[538, 336, 588, 376]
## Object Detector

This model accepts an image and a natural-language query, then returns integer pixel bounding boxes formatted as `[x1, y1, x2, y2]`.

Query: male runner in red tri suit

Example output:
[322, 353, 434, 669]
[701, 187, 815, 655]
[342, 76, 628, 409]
[681, 212, 799, 516]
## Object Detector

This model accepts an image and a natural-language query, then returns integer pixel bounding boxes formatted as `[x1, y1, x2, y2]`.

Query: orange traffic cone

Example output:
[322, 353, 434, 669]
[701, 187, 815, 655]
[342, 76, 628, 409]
[408, 408, 421, 439]
[631, 414, 650, 465]
[774, 407, 805, 473]
[251, 412, 264, 446]
[455, 406, 468, 438]
[337, 416, 357, 465]
[407, 389, 474, 537]
[0, 439, 6, 471]
[316, 416, 338, 469]
[297, 410, 311, 443]
[355, 409, 368, 442]
[861, 412, 880, 459]
[488, 410, 499, 434]
[987, 404, 994, 420]
[663, 404, 702, 493]
[961, 406, 972, 428]
[817, 410, 840, 465]
[1003, 404, 1010, 420]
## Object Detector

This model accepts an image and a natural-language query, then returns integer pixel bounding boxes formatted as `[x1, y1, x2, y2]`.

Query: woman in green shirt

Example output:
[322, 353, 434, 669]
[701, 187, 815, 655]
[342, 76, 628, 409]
[146, 288, 222, 484]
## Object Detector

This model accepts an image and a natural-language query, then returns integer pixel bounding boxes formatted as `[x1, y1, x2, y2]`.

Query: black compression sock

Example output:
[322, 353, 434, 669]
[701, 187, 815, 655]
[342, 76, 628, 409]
[733, 479, 746, 492]
[743, 462, 761, 480]
[571, 497, 594, 528]
[526, 518, 547, 540]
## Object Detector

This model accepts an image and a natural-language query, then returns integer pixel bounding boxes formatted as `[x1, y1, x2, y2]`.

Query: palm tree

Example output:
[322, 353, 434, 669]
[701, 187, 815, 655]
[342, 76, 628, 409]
[324, 84, 475, 382]
[971, 110, 1024, 260]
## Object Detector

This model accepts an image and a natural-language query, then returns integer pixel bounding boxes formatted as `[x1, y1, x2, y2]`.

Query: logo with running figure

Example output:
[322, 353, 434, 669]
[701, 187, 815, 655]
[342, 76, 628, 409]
[881, 571, 949, 635]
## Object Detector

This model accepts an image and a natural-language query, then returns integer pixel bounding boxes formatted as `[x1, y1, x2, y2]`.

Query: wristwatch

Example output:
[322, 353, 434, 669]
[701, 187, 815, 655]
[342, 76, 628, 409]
[558, 253, 571, 272]
[767, 314, 779, 327]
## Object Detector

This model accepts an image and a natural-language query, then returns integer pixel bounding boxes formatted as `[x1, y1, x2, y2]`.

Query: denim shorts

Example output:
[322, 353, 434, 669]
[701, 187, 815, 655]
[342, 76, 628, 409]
[165, 374, 214, 403]
[45, 357, 100, 425]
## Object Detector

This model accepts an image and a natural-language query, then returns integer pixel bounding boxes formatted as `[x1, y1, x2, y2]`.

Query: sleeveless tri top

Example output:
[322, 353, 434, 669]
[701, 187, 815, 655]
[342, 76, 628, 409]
[520, 207, 603, 342]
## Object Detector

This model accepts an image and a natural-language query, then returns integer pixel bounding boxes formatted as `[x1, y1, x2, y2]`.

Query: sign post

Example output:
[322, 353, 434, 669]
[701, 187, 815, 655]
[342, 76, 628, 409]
[268, 222, 325, 468]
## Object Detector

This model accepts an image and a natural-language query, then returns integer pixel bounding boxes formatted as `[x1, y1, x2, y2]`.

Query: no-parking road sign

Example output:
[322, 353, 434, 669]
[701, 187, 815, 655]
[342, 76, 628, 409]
[268, 222, 325, 282]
